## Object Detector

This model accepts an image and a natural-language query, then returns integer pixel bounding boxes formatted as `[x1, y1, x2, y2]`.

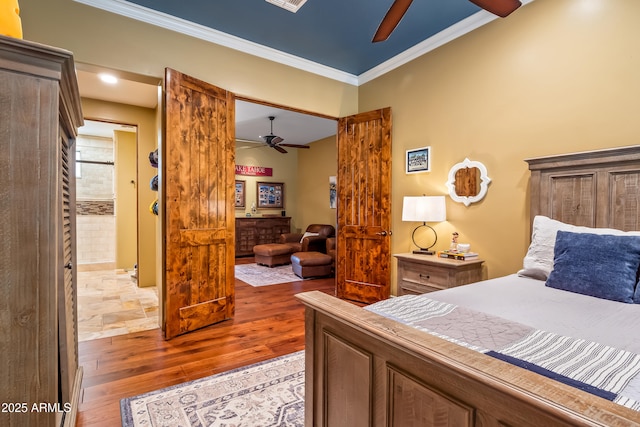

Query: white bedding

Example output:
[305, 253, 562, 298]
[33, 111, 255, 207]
[423, 274, 640, 354]
[369, 274, 640, 409]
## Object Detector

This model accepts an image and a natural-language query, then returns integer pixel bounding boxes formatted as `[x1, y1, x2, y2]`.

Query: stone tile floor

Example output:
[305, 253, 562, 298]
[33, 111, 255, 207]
[77, 267, 159, 342]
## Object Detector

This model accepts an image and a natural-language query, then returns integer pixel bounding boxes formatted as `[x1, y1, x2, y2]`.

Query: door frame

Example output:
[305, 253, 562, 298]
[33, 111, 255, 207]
[235, 98, 394, 303]
[160, 84, 394, 335]
[75, 117, 140, 276]
[235, 96, 338, 122]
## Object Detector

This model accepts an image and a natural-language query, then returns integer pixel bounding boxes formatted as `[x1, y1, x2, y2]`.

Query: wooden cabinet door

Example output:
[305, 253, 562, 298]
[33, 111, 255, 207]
[336, 108, 392, 303]
[163, 68, 236, 339]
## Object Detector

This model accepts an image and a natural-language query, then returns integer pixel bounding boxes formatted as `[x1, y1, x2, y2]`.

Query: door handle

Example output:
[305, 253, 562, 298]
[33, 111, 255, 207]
[376, 230, 392, 236]
[65, 262, 73, 270]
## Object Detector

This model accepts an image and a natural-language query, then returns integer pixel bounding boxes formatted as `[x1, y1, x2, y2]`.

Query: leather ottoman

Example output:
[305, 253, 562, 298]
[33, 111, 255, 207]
[253, 243, 294, 267]
[291, 251, 333, 278]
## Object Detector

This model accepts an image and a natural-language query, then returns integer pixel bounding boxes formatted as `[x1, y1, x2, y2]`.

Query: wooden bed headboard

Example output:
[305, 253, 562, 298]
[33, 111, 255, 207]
[526, 145, 640, 231]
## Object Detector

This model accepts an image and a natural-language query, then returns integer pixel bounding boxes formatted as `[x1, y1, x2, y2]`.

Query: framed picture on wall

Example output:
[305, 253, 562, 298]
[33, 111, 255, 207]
[235, 180, 245, 208]
[256, 181, 284, 209]
[406, 146, 431, 174]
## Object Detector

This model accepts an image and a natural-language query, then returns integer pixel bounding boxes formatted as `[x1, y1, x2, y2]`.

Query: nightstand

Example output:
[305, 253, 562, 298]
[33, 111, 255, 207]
[394, 253, 484, 295]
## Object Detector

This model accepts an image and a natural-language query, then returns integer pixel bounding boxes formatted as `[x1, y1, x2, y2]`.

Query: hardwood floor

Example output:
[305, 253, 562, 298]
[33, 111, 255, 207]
[76, 258, 336, 427]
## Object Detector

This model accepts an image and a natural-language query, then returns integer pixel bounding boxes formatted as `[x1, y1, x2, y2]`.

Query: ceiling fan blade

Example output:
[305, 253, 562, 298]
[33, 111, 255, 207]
[372, 0, 413, 43]
[274, 145, 288, 154]
[279, 143, 310, 149]
[468, 0, 521, 17]
[238, 144, 268, 151]
[271, 136, 284, 145]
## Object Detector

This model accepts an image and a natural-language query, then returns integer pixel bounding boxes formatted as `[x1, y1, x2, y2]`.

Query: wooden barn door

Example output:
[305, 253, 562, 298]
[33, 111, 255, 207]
[336, 108, 392, 303]
[163, 68, 236, 339]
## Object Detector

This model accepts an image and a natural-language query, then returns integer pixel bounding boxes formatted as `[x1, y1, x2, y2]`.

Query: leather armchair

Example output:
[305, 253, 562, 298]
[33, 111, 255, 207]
[280, 224, 335, 253]
[326, 237, 336, 270]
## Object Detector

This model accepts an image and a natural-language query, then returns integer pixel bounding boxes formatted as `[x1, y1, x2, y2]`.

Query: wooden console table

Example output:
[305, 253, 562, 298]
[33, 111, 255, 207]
[235, 217, 291, 256]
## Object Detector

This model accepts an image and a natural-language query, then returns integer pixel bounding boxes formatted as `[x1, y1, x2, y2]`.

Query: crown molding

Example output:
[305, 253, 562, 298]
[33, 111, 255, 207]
[74, 0, 534, 87]
[73, 0, 359, 85]
[359, 0, 538, 85]
[357, 11, 498, 85]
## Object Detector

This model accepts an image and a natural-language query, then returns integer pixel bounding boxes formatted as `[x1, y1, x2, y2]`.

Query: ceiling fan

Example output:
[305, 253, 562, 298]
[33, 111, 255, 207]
[259, 116, 310, 154]
[372, 0, 522, 43]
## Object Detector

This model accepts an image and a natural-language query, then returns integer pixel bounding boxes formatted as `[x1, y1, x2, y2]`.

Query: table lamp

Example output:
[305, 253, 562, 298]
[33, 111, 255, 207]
[402, 195, 446, 255]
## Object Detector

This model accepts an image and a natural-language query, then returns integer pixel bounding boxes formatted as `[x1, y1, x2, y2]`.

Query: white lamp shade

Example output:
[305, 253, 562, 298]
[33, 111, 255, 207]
[402, 196, 446, 222]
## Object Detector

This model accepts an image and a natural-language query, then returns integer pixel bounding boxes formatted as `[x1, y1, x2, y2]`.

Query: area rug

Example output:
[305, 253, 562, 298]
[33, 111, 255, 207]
[121, 351, 305, 427]
[235, 263, 304, 286]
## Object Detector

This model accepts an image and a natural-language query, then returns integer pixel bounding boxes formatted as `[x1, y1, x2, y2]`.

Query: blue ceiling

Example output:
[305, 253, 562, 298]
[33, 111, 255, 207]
[121, 0, 486, 76]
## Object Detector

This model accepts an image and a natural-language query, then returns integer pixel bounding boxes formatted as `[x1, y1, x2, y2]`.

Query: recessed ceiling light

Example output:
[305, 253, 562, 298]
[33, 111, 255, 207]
[98, 73, 118, 84]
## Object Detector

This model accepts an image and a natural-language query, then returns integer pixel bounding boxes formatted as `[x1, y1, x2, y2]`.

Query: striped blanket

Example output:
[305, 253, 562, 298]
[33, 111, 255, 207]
[366, 295, 640, 411]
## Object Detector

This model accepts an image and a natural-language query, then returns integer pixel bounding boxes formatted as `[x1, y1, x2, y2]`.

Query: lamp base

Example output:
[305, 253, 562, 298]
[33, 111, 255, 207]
[410, 224, 438, 256]
[412, 249, 434, 255]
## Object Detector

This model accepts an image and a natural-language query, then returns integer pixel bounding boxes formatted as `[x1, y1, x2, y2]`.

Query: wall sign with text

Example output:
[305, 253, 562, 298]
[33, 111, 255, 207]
[235, 165, 273, 177]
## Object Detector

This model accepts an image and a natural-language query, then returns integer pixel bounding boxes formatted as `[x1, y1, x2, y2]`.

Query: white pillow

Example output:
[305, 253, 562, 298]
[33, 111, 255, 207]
[300, 232, 320, 243]
[519, 215, 640, 279]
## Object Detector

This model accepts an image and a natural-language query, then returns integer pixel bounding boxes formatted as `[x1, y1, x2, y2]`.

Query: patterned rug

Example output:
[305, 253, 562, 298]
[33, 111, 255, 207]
[235, 263, 304, 286]
[121, 351, 305, 426]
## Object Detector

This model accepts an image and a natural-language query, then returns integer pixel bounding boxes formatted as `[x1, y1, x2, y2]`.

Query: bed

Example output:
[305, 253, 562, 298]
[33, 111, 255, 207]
[296, 145, 640, 426]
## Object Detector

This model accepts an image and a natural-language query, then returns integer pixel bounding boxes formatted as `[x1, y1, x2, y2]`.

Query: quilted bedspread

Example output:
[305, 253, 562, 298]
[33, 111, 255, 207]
[367, 295, 640, 411]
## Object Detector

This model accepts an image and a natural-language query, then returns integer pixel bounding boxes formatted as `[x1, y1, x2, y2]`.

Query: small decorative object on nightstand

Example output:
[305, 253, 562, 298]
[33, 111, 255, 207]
[449, 231, 459, 251]
[395, 253, 484, 295]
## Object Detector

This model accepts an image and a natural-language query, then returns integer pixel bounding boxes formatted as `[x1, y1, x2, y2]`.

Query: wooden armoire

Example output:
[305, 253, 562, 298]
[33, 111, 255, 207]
[0, 35, 84, 426]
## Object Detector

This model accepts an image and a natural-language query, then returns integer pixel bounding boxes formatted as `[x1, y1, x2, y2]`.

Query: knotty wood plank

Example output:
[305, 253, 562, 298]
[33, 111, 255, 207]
[76, 262, 336, 427]
[337, 108, 392, 303]
[163, 69, 235, 339]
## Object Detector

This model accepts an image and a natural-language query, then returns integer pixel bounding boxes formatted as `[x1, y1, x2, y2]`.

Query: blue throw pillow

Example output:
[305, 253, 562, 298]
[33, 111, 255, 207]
[545, 231, 640, 304]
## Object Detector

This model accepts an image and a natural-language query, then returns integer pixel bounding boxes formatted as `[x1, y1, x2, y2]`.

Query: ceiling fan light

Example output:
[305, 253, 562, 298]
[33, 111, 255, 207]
[468, 0, 522, 17]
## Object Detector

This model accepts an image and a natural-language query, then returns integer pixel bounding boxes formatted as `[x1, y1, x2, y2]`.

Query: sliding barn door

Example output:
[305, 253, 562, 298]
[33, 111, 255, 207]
[336, 108, 392, 303]
[163, 68, 236, 339]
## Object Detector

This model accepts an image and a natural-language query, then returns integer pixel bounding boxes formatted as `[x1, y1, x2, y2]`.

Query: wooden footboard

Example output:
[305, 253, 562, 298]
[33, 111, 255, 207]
[297, 291, 640, 427]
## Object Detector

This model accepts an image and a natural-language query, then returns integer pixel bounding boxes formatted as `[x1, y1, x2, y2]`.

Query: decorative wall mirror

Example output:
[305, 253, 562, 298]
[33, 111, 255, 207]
[445, 158, 491, 206]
